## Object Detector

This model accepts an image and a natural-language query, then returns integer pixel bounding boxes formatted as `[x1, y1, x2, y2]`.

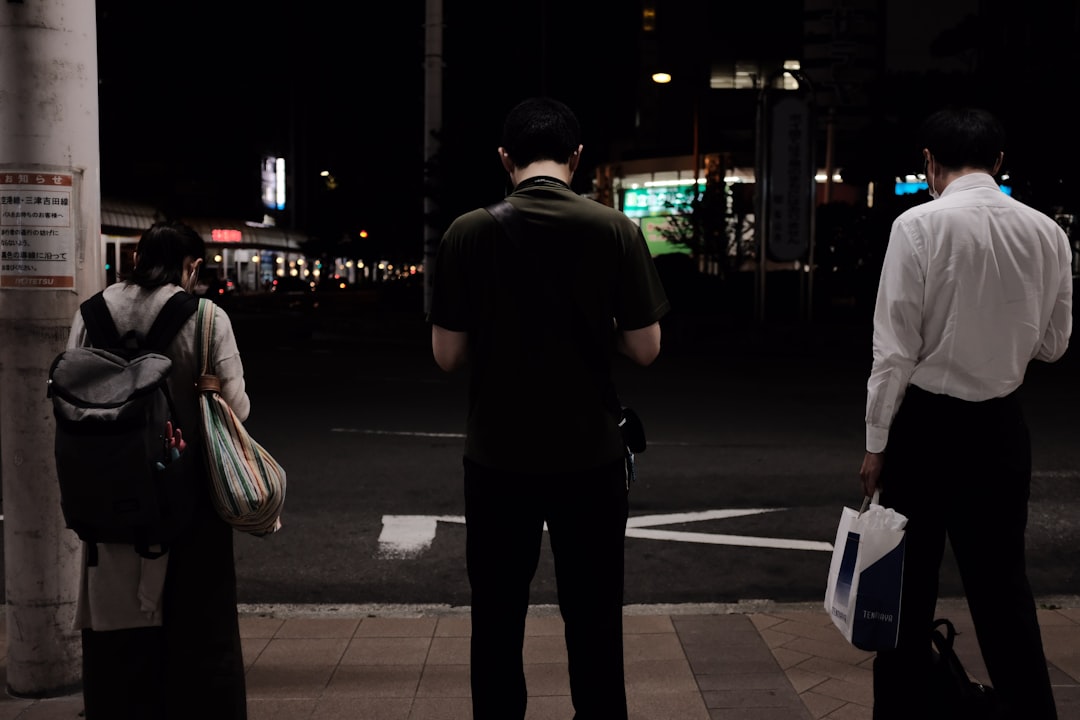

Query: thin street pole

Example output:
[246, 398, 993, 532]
[0, 0, 97, 695]
[422, 0, 443, 316]
[692, 95, 700, 201]
[754, 86, 769, 323]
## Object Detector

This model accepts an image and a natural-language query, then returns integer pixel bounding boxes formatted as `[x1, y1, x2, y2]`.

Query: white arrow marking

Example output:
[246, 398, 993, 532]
[377, 515, 464, 559]
[626, 509, 782, 527]
[378, 508, 831, 558]
[331, 428, 466, 438]
[624, 527, 832, 552]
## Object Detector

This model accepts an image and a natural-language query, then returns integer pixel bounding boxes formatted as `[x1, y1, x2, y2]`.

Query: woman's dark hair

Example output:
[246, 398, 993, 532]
[129, 221, 206, 288]
[501, 96, 581, 168]
[919, 106, 1005, 172]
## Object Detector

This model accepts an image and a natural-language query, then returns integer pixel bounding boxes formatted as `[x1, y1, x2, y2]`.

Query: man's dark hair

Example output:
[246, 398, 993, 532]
[129, 220, 206, 288]
[500, 96, 581, 168]
[919, 106, 1005, 172]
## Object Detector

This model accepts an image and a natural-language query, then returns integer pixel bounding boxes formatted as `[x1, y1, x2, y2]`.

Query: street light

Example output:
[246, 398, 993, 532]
[651, 70, 700, 202]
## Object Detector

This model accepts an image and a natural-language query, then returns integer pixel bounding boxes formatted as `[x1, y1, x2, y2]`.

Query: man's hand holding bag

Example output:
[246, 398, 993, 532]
[824, 491, 907, 651]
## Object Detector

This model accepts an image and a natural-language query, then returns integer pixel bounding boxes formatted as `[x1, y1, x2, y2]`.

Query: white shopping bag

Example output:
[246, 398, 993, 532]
[824, 491, 907, 651]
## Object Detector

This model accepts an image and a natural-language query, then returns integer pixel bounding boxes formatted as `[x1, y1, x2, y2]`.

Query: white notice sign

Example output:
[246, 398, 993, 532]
[0, 170, 76, 289]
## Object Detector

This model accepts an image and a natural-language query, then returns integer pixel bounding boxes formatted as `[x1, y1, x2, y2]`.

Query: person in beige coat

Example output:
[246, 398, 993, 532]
[65, 221, 250, 719]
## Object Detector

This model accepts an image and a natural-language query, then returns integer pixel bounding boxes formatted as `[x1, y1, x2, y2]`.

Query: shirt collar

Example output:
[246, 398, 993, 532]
[940, 172, 1000, 198]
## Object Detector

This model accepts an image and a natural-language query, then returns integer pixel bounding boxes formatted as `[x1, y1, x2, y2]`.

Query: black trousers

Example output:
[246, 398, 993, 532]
[81, 497, 247, 720]
[872, 385, 1057, 720]
[464, 456, 629, 720]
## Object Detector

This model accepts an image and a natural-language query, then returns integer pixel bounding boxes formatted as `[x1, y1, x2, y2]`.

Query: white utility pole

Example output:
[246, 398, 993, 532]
[0, 0, 100, 695]
[422, 0, 443, 315]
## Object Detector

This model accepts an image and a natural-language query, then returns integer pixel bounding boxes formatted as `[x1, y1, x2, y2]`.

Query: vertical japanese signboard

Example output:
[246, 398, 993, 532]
[803, 0, 879, 131]
[0, 170, 76, 289]
[767, 96, 812, 262]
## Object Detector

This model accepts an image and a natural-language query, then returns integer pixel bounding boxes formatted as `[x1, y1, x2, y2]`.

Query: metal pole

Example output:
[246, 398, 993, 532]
[422, 0, 443, 316]
[823, 108, 835, 204]
[799, 75, 817, 325]
[754, 86, 769, 323]
[692, 95, 700, 200]
[807, 103, 820, 324]
[0, 0, 97, 695]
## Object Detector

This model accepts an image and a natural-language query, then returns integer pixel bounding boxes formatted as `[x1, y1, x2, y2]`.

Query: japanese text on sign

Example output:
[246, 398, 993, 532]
[767, 97, 811, 262]
[0, 171, 76, 289]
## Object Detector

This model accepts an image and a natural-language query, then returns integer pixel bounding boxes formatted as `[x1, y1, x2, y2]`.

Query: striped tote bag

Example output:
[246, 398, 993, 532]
[195, 299, 285, 535]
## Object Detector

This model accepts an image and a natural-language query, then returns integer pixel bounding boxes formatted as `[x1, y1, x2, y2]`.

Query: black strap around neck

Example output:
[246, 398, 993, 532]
[513, 175, 570, 192]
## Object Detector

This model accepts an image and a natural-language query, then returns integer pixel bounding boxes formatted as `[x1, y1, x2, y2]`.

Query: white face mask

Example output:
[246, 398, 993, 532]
[925, 155, 940, 200]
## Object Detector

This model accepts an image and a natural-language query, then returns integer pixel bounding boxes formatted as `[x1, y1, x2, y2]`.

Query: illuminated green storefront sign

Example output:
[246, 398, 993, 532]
[621, 184, 703, 218]
[621, 185, 701, 255]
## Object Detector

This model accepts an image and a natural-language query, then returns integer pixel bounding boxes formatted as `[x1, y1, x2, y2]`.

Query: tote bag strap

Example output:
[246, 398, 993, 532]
[194, 299, 222, 393]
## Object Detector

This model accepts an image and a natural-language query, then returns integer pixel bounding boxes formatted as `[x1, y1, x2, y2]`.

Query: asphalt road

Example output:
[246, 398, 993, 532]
[223, 287, 1080, 608]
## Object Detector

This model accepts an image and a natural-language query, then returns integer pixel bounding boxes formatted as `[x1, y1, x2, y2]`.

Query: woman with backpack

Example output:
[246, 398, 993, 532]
[64, 220, 251, 719]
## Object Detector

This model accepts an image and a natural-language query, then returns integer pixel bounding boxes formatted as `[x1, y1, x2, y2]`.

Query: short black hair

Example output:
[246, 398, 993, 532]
[919, 106, 1005, 172]
[129, 220, 206, 288]
[500, 97, 581, 168]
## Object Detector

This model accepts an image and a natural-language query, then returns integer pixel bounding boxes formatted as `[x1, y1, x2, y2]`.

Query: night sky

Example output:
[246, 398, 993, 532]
[94, 1, 1079, 264]
[94, 0, 642, 260]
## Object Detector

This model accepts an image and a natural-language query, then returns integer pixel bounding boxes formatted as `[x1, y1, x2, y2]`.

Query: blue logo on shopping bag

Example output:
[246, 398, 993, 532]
[833, 530, 861, 616]
[850, 537, 906, 651]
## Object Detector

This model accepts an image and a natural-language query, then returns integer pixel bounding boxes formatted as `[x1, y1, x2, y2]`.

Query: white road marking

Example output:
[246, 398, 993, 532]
[332, 428, 466, 438]
[1032, 470, 1080, 479]
[330, 428, 770, 449]
[378, 508, 831, 558]
[377, 515, 464, 558]
[624, 527, 832, 552]
[626, 509, 782, 527]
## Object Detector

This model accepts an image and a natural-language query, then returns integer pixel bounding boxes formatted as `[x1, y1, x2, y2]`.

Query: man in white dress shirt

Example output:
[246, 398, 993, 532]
[859, 106, 1071, 719]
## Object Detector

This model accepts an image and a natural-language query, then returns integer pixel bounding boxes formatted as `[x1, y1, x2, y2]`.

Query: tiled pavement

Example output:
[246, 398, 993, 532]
[0, 597, 1077, 719]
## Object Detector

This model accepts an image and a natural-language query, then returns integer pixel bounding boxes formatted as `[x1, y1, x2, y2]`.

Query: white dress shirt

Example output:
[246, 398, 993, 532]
[865, 172, 1073, 453]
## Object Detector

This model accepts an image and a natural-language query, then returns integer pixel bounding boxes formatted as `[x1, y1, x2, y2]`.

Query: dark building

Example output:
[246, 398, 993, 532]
[613, 0, 1076, 216]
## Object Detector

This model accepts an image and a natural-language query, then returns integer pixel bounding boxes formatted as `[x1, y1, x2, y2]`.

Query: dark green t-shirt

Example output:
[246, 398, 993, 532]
[430, 179, 670, 473]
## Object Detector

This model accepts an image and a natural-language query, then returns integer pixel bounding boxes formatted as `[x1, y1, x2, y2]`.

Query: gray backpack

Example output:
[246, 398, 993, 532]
[47, 290, 199, 561]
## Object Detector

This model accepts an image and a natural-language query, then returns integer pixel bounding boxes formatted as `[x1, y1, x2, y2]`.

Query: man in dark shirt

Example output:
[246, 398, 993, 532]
[429, 96, 670, 720]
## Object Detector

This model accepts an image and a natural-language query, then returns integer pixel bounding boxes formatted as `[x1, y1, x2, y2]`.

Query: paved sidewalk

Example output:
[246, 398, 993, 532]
[0, 597, 1077, 719]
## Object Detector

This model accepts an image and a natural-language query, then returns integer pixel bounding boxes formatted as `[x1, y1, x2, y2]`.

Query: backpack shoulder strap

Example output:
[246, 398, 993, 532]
[79, 291, 121, 349]
[144, 291, 199, 353]
[484, 199, 527, 250]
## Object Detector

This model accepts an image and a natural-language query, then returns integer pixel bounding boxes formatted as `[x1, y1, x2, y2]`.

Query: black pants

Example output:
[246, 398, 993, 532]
[464, 457, 629, 720]
[82, 497, 247, 720]
[872, 385, 1056, 720]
